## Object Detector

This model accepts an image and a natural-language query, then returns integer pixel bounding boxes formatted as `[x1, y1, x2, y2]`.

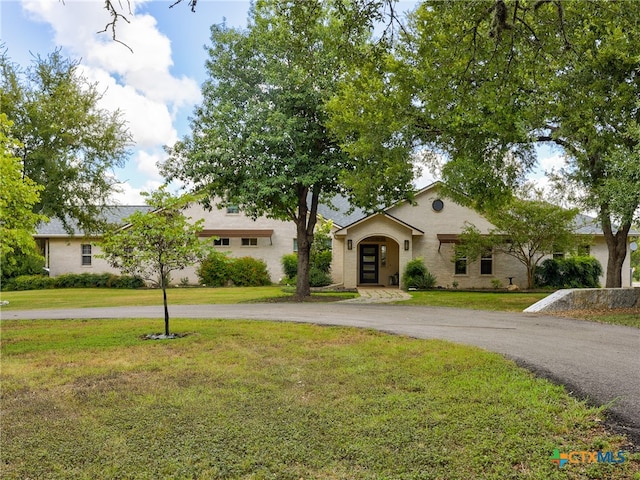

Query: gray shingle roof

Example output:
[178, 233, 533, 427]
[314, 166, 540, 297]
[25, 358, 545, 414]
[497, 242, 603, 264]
[317, 195, 368, 227]
[35, 206, 154, 236]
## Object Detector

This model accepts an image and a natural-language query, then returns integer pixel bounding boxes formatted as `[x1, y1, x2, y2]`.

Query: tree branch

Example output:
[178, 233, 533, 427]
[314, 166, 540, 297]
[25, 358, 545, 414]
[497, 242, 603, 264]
[97, 0, 133, 53]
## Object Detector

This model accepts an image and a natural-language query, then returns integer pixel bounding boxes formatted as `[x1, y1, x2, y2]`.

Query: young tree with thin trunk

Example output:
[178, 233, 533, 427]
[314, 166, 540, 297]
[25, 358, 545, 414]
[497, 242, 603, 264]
[99, 188, 208, 336]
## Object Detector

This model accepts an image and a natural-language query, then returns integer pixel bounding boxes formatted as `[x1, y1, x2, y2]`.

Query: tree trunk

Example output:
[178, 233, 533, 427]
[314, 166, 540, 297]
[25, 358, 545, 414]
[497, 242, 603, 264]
[161, 270, 170, 335]
[293, 185, 320, 300]
[601, 211, 631, 288]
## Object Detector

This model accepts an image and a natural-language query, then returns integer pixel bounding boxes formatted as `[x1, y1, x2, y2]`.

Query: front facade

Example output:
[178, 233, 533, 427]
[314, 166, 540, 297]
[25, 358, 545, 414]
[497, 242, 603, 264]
[34, 183, 633, 288]
[331, 183, 631, 289]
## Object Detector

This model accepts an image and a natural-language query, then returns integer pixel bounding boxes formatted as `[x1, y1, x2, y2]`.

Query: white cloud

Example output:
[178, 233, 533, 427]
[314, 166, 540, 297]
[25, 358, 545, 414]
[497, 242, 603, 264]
[20, 0, 201, 184]
[134, 149, 165, 180]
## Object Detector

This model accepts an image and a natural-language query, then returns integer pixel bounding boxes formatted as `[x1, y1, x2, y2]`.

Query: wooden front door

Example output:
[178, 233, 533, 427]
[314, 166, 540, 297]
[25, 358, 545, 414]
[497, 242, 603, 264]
[359, 244, 379, 284]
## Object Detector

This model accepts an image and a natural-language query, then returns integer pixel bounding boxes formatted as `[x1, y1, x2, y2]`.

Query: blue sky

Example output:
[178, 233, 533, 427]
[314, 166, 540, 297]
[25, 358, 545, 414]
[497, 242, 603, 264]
[1, 0, 560, 204]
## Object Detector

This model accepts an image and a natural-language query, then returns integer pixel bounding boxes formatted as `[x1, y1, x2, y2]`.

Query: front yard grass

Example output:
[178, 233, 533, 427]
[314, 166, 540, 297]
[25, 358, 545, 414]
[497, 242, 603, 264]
[1, 318, 637, 479]
[0, 286, 294, 310]
[403, 290, 549, 311]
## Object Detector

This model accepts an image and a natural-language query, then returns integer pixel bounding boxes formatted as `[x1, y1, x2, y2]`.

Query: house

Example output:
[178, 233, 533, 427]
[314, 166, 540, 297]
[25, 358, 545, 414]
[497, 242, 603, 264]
[34, 183, 634, 288]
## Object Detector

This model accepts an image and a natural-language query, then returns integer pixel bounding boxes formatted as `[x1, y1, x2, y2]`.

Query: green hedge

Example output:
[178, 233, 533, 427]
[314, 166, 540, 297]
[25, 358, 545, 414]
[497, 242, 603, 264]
[2, 273, 145, 291]
[197, 253, 271, 287]
[535, 256, 602, 288]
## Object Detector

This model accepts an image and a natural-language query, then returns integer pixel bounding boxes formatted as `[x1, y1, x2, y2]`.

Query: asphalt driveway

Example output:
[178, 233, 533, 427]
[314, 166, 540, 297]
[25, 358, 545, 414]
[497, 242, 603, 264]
[4, 303, 639, 446]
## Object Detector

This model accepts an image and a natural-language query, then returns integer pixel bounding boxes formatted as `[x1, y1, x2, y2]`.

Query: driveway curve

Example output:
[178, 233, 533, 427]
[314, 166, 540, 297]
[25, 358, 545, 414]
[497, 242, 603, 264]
[4, 303, 639, 446]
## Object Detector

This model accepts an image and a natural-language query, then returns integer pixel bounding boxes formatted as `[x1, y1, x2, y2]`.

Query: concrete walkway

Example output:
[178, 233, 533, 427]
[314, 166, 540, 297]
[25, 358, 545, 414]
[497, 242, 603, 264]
[341, 287, 412, 303]
[3, 303, 639, 446]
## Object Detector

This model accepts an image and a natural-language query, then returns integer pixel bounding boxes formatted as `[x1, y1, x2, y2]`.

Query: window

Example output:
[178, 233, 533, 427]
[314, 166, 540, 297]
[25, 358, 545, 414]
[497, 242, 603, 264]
[241, 238, 258, 247]
[380, 245, 387, 267]
[226, 205, 239, 214]
[455, 257, 467, 275]
[81, 244, 92, 266]
[432, 199, 444, 212]
[214, 238, 230, 246]
[480, 251, 493, 275]
[293, 238, 298, 252]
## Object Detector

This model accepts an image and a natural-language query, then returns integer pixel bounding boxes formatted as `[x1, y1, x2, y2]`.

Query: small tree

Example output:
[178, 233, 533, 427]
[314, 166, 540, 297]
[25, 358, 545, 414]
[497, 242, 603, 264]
[99, 188, 208, 336]
[456, 199, 579, 289]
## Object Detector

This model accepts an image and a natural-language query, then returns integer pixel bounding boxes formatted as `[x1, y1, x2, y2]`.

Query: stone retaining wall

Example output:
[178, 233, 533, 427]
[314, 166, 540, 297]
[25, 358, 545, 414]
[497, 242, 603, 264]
[524, 288, 640, 313]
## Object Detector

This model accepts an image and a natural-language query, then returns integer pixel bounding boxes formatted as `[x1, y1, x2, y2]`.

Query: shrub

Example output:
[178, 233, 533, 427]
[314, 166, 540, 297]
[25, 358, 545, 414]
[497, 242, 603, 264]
[1, 273, 144, 291]
[309, 267, 332, 287]
[4, 275, 56, 291]
[535, 256, 602, 288]
[197, 251, 233, 287]
[110, 276, 145, 289]
[281, 254, 298, 279]
[402, 258, 437, 290]
[311, 250, 332, 274]
[228, 257, 271, 287]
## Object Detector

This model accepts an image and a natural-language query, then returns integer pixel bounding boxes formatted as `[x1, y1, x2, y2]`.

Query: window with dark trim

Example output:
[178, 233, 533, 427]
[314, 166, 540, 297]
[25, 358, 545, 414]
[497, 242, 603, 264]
[480, 251, 493, 275]
[241, 238, 258, 247]
[293, 238, 298, 252]
[214, 238, 230, 246]
[226, 205, 239, 214]
[454, 257, 467, 275]
[81, 244, 92, 266]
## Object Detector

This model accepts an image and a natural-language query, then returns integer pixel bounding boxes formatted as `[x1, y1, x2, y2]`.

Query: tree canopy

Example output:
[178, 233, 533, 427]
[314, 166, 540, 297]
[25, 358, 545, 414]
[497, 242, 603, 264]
[164, 0, 417, 298]
[1, 50, 132, 233]
[329, 0, 640, 287]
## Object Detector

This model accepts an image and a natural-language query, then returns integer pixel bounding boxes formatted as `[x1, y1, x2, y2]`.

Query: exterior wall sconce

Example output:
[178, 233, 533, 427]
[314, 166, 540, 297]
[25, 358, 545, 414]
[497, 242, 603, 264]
[404, 240, 410, 251]
[347, 239, 353, 250]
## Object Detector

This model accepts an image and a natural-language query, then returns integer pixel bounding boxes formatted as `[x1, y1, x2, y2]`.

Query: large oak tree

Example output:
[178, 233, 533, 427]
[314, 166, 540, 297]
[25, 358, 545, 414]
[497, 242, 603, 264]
[329, 0, 640, 287]
[1, 50, 132, 233]
[164, 0, 416, 299]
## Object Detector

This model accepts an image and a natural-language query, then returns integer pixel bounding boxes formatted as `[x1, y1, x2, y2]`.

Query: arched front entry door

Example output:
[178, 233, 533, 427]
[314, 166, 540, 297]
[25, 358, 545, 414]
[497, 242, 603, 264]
[357, 237, 400, 286]
[359, 244, 379, 284]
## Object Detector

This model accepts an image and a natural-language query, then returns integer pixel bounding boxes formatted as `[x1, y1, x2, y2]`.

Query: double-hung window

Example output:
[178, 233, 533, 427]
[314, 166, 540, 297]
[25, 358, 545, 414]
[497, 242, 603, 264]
[81, 244, 92, 266]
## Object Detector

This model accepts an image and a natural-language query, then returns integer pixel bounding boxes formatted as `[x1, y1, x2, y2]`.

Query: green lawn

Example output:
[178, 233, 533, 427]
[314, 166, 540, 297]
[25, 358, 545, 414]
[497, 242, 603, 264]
[0, 286, 292, 310]
[402, 290, 550, 311]
[1, 318, 637, 479]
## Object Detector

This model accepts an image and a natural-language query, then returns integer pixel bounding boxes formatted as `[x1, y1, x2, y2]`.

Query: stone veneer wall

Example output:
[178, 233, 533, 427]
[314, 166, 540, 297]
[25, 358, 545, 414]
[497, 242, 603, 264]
[524, 288, 640, 313]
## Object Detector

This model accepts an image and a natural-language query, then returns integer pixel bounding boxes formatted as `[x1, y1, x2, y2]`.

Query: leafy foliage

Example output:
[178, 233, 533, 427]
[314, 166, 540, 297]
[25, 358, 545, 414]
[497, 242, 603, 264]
[402, 257, 437, 291]
[281, 254, 298, 280]
[536, 256, 603, 289]
[456, 199, 579, 289]
[197, 250, 233, 287]
[0, 50, 131, 233]
[0, 114, 47, 281]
